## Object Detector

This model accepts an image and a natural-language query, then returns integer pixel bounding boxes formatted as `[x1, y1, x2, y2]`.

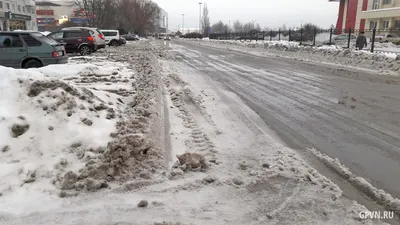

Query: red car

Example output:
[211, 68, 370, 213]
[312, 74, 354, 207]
[47, 28, 97, 55]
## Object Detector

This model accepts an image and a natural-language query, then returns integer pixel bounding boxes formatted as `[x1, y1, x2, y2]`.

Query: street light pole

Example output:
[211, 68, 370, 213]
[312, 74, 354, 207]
[182, 14, 184, 34]
[251, 20, 257, 28]
[199, 2, 202, 34]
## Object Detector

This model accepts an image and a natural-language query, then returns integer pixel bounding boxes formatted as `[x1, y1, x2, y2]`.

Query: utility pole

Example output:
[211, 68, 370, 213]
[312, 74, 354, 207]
[199, 2, 202, 34]
[182, 14, 185, 34]
[251, 20, 257, 28]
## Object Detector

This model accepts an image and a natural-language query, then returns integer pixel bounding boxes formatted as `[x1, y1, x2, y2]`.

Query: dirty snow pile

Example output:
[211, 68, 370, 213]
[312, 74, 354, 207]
[0, 53, 165, 213]
[307, 148, 400, 216]
[195, 39, 400, 75]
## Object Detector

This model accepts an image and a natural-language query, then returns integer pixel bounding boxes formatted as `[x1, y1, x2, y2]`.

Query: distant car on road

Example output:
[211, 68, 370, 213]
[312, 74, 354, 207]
[120, 37, 126, 45]
[164, 35, 171, 41]
[0, 31, 68, 68]
[100, 29, 122, 47]
[48, 28, 97, 55]
[121, 34, 139, 41]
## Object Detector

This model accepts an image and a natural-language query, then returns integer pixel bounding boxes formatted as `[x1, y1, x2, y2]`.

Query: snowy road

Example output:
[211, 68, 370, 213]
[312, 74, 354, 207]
[170, 40, 400, 199]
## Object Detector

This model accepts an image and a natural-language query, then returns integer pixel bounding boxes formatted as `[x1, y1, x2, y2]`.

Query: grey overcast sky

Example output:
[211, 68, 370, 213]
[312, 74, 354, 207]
[153, 0, 339, 31]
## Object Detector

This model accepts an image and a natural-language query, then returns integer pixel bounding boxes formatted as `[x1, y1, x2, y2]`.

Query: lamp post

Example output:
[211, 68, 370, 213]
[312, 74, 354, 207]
[198, 2, 202, 34]
[182, 14, 185, 34]
[251, 20, 257, 28]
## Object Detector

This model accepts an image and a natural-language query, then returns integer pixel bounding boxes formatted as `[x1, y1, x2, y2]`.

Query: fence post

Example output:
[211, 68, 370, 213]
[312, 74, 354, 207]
[289, 29, 291, 42]
[371, 27, 376, 53]
[313, 28, 317, 46]
[263, 31, 265, 41]
[329, 28, 333, 45]
[300, 28, 303, 45]
[347, 28, 352, 48]
[270, 30, 272, 41]
[278, 29, 281, 41]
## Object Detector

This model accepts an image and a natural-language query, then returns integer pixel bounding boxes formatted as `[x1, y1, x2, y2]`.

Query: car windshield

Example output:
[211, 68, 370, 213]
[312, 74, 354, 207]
[30, 32, 59, 45]
[102, 32, 118, 36]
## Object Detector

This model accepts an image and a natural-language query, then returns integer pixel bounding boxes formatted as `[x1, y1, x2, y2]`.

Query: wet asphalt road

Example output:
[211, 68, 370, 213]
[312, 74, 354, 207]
[170, 40, 400, 198]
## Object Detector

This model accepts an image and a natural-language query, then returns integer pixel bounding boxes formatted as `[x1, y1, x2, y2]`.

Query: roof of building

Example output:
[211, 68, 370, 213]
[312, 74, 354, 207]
[36, 1, 62, 6]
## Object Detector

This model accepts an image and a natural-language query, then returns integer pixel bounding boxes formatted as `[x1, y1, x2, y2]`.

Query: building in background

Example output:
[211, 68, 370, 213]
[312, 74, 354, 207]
[178, 28, 199, 34]
[36, 0, 87, 31]
[154, 8, 168, 33]
[331, 0, 400, 31]
[0, 0, 37, 31]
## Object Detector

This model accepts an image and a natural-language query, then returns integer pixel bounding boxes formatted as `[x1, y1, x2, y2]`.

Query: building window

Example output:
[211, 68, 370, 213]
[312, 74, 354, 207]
[383, 0, 391, 4]
[17, 5, 20, 12]
[0, 1, 3, 9]
[6, 2, 9, 9]
[395, 20, 400, 29]
[22, 6, 25, 13]
[372, 0, 380, 9]
[383, 20, 390, 29]
[370, 21, 377, 29]
[12, 4, 15, 11]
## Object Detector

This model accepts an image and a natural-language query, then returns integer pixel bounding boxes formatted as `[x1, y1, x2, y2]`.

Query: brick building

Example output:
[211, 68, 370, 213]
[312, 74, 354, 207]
[331, 0, 400, 30]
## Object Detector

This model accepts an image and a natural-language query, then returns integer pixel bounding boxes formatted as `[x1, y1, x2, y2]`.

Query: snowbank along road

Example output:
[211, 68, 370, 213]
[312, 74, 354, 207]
[0, 40, 399, 224]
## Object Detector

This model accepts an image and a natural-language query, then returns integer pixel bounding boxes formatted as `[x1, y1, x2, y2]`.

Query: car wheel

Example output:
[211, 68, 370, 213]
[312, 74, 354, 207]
[23, 59, 43, 69]
[79, 45, 92, 56]
[385, 40, 389, 43]
[110, 41, 119, 47]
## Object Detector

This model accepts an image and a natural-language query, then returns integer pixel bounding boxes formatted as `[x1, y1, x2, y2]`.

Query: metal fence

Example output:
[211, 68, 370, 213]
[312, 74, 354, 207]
[208, 28, 400, 54]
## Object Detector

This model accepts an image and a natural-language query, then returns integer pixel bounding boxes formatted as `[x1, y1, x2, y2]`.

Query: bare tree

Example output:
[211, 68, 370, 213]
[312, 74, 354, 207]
[302, 23, 321, 36]
[202, 3, 210, 36]
[211, 21, 228, 33]
[255, 23, 261, 31]
[233, 20, 243, 33]
[74, 0, 160, 35]
[243, 22, 254, 32]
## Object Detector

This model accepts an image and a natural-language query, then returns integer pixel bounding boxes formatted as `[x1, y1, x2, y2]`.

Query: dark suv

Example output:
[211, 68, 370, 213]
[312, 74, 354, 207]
[0, 31, 68, 68]
[47, 28, 97, 55]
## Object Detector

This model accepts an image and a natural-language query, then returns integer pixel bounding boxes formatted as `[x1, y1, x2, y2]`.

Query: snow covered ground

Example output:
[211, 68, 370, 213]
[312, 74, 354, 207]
[0, 60, 130, 210]
[193, 39, 400, 76]
[0, 41, 397, 224]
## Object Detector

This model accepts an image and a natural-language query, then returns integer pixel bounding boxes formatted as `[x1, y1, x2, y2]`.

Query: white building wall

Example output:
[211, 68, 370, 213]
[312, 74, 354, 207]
[0, 0, 37, 30]
[342, 0, 348, 30]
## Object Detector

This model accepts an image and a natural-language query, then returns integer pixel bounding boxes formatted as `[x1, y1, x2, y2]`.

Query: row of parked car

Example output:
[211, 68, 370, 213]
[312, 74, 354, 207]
[0, 27, 140, 69]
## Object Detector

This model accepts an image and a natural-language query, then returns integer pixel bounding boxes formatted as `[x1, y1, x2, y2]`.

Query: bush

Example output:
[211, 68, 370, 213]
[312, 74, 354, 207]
[183, 32, 203, 39]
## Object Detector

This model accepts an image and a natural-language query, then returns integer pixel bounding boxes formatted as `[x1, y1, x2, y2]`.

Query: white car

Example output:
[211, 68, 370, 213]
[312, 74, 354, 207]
[100, 30, 121, 47]
[375, 34, 400, 43]
[323, 34, 370, 46]
[62, 27, 106, 50]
